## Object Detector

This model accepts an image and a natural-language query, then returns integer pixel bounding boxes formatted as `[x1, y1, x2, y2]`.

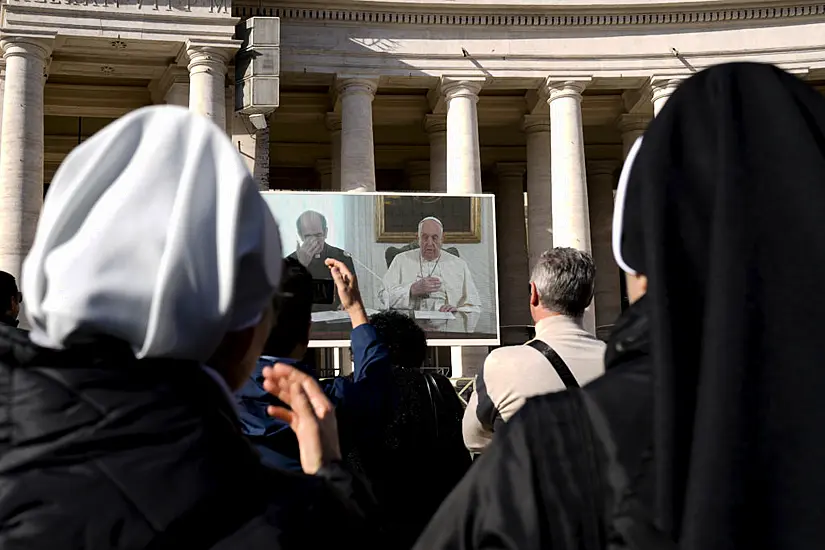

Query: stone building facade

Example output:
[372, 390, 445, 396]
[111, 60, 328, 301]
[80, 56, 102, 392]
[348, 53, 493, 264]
[2, 0, 825, 374]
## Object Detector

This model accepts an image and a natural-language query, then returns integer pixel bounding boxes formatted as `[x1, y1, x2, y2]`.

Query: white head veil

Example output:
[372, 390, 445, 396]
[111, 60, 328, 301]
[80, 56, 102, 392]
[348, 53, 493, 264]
[22, 105, 282, 361]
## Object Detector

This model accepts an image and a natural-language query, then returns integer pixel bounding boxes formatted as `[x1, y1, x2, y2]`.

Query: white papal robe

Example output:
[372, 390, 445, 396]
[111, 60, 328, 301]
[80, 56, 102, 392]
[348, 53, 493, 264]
[380, 248, 481, 314]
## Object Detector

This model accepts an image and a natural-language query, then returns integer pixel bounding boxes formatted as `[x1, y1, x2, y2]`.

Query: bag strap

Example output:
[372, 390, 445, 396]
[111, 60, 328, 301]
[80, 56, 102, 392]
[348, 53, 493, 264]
[527, 340, 580, 389]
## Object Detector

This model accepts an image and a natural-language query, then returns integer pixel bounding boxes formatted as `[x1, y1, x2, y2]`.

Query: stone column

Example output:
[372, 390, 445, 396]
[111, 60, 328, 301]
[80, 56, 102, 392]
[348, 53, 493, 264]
[424, 114, 447, 192]
[0, 65, 6, 165]
[547, 79, 595, 334]
[496, 163, 530, 342]
[407, 160, 430, 191]
[0, 34, 53, 281]
[587, 160, 621, 333]
[186, 43, 231, 131]
[326, 113, 342, 190]
[523, 114, 552, 270]
[443, 78, 484, 194]
[316, 159, 333, 191]
[337, 78, 378, 192]
[224, 81, 235, 138]
[442, 78, 485, 377]
[157, 66, 189, 107]
[651, 77, 683, 117]
[617, 113, 649, 159]
[253, 118, 271, 191]
[166, 83, 189, 107]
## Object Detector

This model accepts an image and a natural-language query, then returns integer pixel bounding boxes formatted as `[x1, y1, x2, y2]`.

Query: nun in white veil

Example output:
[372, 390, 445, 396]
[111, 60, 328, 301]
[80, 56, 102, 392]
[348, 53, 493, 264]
[0, 106, 377, 550]
[22, 105, 281, 384]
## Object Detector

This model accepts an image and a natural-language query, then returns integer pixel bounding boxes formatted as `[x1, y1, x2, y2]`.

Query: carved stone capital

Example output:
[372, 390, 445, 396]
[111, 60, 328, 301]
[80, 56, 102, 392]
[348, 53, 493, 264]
[326, 113, 342, 133]
[586, 159, 621, 177]
[424, 114, 447, 134]
[336, 76, 379, 99]
[545, 78, 590, 104]
[1, 31, 55, 62]
[650, 76, 686, 103]
[523, 114, 550, 134]
[186, 41, 235, 75]
[441, 76, 485, 103]
[496, 162, 527, 180]
[617, 113, 650, 135]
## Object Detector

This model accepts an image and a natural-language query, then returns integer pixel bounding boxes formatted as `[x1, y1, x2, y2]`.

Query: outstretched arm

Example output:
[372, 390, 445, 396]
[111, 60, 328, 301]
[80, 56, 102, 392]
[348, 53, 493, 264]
[325, 259, 391, 389]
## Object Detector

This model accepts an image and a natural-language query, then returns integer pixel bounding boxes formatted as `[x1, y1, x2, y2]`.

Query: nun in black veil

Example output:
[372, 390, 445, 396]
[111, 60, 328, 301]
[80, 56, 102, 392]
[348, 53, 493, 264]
[414, 62, 825, 550]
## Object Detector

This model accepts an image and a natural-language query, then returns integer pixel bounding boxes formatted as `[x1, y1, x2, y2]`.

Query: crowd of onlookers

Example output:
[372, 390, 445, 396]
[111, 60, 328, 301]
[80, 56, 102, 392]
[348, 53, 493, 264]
[3, 61, 825, 549]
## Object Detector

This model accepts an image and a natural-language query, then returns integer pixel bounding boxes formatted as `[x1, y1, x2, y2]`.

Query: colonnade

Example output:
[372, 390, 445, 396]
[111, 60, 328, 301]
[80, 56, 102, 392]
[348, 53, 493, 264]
[0, 29, 684, 373]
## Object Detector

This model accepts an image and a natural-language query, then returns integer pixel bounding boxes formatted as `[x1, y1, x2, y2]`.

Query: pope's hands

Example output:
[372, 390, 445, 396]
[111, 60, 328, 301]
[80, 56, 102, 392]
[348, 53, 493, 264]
[439, 305, 458, 313]
[264, 363, 341, 475]
[411, 277, 441, 297]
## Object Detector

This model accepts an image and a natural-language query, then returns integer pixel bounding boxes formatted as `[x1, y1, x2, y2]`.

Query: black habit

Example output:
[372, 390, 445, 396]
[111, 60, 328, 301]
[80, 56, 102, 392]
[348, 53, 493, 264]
[288, 243, 357, 311]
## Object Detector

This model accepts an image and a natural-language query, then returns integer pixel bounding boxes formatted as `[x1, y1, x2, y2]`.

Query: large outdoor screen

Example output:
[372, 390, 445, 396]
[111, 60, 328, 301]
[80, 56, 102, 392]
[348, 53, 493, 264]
[261, 192, 500, 347]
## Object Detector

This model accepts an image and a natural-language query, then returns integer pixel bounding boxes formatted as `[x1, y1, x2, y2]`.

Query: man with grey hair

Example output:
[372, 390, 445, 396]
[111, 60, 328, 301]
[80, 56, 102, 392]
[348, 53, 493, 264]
[380, 216, 481, 319]
[462, 247, 606, 452]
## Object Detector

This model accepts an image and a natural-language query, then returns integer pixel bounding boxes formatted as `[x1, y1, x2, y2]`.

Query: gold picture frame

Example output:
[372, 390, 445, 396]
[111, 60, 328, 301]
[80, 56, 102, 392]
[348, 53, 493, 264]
[375, 195, 483, 244]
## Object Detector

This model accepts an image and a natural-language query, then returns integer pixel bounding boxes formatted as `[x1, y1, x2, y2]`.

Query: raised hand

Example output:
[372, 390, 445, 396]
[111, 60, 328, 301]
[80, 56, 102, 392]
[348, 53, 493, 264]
[264, 363, 341, 475]
[325, 258, 362, 312]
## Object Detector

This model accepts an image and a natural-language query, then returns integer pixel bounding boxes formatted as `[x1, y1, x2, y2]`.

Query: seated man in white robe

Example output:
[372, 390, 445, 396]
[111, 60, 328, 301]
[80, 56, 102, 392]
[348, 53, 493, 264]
[380, 217, 481, 332]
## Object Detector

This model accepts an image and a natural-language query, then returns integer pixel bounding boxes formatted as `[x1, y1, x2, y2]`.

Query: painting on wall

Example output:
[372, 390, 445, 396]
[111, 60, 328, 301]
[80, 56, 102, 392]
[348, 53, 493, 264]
[375, 195, 482, 244]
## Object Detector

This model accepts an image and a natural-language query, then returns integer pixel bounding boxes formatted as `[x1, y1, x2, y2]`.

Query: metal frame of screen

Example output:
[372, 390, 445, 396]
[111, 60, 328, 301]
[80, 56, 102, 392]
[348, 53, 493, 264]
[260, 191, 501, 348]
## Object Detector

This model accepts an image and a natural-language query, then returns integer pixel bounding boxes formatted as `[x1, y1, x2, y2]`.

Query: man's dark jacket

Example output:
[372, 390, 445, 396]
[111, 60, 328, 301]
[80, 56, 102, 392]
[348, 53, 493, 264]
[288, 243, 356, 311]
[0, 326, 377, 549]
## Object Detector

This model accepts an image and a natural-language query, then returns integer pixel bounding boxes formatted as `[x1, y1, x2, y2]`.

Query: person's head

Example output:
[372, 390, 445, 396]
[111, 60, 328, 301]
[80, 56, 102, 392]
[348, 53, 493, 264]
[21, 105, 282, 391]
[263, 258, 313, 360]
[297, 210, 328, 246]
[418, 217, 443, 261]
[529, 247, 596, 323]
[369, 310, 427, 370]
[0, 271, 21, 320]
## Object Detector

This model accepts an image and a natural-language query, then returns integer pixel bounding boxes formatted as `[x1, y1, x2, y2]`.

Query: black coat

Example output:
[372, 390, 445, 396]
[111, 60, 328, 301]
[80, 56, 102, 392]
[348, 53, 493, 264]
[341, 369, 472, 549]
[0, 326, 377, 550]
[288, 243, 356, 312]
[413, 298, 652, 550]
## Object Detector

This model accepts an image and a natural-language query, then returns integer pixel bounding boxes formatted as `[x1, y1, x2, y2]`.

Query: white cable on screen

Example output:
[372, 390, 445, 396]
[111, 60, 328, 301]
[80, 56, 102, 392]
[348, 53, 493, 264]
[342, 251, 385, 284]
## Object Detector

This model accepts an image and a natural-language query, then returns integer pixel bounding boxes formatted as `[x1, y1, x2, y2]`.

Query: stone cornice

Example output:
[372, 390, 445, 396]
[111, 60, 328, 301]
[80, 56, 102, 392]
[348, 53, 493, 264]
[233, 3, 825, 26]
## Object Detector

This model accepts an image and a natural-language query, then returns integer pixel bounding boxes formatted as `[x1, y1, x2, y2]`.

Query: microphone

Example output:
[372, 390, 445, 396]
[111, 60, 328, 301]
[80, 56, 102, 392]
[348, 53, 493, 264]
[343, 251, 385, 285]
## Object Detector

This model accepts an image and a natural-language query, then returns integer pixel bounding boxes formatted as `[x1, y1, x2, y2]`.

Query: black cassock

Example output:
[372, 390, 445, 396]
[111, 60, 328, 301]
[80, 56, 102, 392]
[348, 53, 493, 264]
[288, 243, 356, 312]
